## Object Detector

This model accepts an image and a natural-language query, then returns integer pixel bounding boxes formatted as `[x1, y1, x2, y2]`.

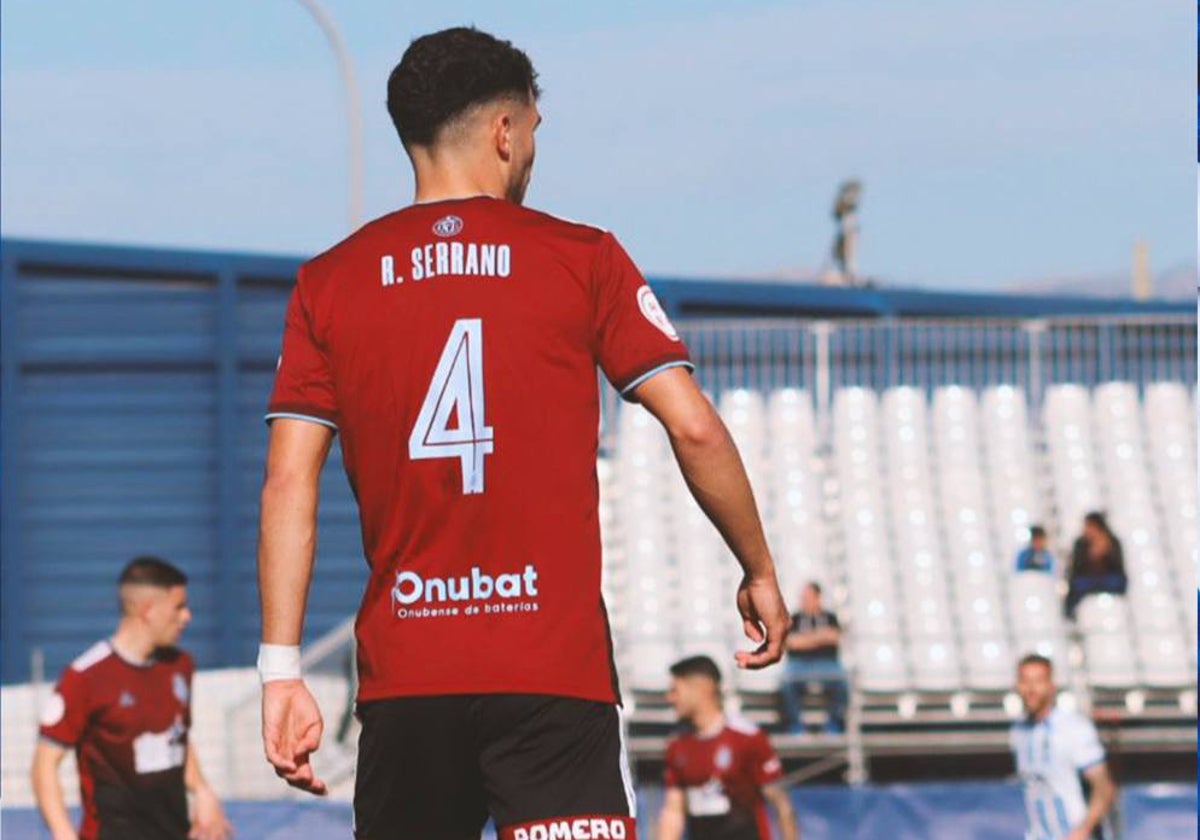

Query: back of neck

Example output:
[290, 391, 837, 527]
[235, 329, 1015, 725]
[110, 623, 156, 665]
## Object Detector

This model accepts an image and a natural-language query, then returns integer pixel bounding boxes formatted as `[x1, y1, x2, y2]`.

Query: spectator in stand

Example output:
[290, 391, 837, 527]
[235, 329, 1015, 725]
[1065, 512, 1128, 619]
[781, 582, 847, 735]
[1015, 525, 1056, 574]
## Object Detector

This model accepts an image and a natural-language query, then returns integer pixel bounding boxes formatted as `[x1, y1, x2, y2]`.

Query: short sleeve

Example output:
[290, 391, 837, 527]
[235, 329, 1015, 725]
[749, 732, 784, 786]
[825, 611, 840, 630]
[1068, 715, 1106, 771]
[591, 233, 693, 400]
[663, 740, 680, 788]
[266, 266, 339, 430]
[39, 668, 90, 747]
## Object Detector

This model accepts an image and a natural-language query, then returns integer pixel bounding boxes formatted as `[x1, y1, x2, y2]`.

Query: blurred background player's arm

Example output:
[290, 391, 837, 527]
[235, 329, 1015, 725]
[656, 787, 687, 840]
[1068, 762, 1116, 840]
[636, 367, 788, 668]
[31, 740, 79, 840]
[786, 624, 839, 653]
[763, 783, 800, 840]
[185, 743, 232, 839]
[257, 417, 335, 795]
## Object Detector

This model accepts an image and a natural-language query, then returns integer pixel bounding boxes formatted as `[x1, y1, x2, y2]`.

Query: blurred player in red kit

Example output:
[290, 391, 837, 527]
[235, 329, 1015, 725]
[31, 556, 231, 840]
[659, 657, 799, 840]
[256, 26, 789, 840]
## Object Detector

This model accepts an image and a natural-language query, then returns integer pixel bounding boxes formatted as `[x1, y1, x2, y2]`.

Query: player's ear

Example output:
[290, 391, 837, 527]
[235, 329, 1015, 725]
[493, 110, 513, 163]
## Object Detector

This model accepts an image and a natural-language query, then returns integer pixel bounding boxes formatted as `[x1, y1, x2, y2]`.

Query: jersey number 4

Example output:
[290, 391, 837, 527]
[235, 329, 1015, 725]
[409, 318, 494, 494]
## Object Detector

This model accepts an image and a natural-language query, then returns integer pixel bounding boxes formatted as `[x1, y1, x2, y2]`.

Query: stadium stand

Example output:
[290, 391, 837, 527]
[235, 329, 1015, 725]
[1, 239, 1194, 798]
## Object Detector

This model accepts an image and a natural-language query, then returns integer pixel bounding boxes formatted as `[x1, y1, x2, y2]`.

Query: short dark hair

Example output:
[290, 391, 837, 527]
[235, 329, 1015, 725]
[118, 556, 187, 589]
[387, 27, 540, 148]
[1083, 511, 1113, 537]
[1018, 653, 1053, 674]
[669, 655, 722, 684]
[806, 581, 823, 596]
[1030, 525, 1046, 539]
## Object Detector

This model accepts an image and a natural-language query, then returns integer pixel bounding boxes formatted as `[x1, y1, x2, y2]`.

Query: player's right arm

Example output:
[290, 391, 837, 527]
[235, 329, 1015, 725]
[257, 416, 334, 796]
[657, 787, 687, 840]
[636, 368, 788, 668]
[33, 671, 88, 840]
[31, 740, 78, 840]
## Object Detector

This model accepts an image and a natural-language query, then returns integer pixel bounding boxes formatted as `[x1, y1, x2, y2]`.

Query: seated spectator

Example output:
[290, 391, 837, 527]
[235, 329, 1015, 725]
[781, 582, 847, 735]
[1065, 511, 1128, 619]
[1015, 525, 1055, 573]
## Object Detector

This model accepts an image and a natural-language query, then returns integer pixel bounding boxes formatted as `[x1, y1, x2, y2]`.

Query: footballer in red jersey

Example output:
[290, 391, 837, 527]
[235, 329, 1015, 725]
[659, 657, 799, 840]
[32, 557, 230, 840]
[256, 27, 790, 840]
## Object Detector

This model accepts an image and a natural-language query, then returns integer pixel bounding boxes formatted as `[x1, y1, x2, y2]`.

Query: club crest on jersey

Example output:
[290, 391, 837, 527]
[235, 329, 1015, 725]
[119, 691, 137, 708]
[432, 215, 464, 237]
[172, 673, 189, 704]
[637, 286, 680, 341]
[714, 744, 733, 770]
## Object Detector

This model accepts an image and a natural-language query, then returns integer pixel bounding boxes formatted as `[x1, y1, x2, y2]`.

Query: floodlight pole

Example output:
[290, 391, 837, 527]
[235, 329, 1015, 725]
[292, 0, 365, 230]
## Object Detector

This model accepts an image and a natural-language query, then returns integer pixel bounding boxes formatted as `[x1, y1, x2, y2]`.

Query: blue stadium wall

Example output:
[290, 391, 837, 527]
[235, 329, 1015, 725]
[0, 238, 1191, 684]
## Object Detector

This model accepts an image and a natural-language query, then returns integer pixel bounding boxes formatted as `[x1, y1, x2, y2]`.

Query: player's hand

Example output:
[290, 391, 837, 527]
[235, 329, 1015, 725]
[188, 783, 233, 839]
[49, 828, 80, 840]
[261, 679, 327, 796]
[1063, 828, 1092, 840]
[734, 572, 789, 669]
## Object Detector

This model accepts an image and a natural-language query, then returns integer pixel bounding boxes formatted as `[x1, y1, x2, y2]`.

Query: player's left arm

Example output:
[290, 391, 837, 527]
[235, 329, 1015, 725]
[749, 731, 797, 840]
[762, 784, 800, 840]
[184, 743, 232, 840]
[1069, 761, 1116, 840]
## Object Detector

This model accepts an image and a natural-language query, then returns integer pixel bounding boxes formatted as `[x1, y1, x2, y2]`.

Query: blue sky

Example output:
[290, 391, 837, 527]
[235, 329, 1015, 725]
[1, 0, 1192, 289]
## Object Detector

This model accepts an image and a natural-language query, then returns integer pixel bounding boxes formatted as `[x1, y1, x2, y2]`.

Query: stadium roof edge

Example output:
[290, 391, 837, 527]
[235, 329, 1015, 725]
[2, 237, 1191, 319]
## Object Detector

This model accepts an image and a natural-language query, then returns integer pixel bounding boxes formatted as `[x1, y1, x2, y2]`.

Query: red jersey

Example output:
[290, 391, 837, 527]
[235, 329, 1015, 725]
[39, 640, 193, 840]
[267, 196, 692, 704]
[664, 716, 785, 840]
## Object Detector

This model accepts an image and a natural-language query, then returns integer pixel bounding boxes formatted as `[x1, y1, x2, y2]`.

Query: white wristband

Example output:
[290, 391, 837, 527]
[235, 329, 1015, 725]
[257, 644, 302, 683]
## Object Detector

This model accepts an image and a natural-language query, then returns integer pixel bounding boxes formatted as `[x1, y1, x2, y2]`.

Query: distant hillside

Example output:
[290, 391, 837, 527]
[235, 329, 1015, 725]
[1003, 265, 1196, 301]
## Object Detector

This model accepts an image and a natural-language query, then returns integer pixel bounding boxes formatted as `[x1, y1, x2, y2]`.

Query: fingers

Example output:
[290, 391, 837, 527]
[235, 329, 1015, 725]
[275, 754, 328, 796]
[295, 717, 324, 755]
[742, 616, 765, 643]
[263, 735, 297, 774]
[736, 617, 787, 669]
[735, 641, 773, 669]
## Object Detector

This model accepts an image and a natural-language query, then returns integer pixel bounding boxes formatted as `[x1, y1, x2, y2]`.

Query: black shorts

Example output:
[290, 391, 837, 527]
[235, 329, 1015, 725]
[354, 694, 637, 840]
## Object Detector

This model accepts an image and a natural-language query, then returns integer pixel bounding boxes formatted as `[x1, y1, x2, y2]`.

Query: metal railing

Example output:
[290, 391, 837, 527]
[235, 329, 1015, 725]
[601, 315, 1196, 449]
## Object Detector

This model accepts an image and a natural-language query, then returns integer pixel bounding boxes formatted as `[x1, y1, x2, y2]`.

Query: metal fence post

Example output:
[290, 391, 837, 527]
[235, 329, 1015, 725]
[814, 322, 833, 441]
[1024, 319, 1047, 411]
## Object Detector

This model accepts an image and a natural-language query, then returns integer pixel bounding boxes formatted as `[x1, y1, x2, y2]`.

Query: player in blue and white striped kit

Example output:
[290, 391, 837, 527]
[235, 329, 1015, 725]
[1009, 654, 1117, 840]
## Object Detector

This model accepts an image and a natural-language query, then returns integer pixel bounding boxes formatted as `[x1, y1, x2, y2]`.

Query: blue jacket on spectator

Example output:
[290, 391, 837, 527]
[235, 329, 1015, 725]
[1015, 547, 1055, 573]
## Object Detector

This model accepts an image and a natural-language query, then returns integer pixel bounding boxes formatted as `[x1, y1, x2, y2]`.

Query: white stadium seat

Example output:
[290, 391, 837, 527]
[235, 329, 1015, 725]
[765, 388, 825, 599]
[1009, 572, 1065, 641]
[1043, 384, 1101, 538]
[910, 639, 962, 692]
[1075, 594, 1138, 689]
[961, 636, 1015, 691]
[1137, 633, 1193, 689]
[854, 639, 910, 693]
[980, 386, 1041, 560]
